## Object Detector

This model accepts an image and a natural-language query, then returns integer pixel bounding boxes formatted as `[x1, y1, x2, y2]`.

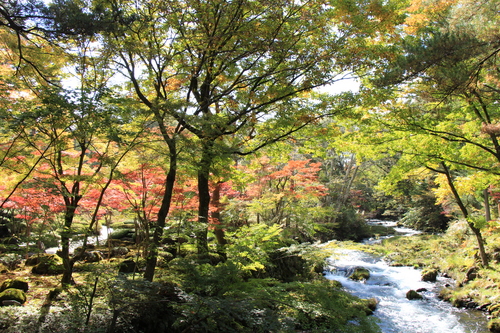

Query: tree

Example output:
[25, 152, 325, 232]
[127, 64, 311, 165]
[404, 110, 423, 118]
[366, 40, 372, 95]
[168, 0, 398, 255]
[6, 0, 402, 280]
[110, 161, 167, 255]
[103, 0, 402, 260]
[229, 156, 327, 237]
[338, 0, 500, 266]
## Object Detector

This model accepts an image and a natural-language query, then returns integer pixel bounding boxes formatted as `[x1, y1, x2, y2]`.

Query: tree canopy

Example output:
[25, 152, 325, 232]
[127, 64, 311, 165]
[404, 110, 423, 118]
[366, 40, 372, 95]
[1, 0, 500, 331]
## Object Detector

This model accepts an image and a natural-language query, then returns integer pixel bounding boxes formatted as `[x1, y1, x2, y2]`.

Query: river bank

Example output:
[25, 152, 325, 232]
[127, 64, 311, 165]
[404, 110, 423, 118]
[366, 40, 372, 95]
[324, 246, 489, 332]
[334, 219, 500, 332]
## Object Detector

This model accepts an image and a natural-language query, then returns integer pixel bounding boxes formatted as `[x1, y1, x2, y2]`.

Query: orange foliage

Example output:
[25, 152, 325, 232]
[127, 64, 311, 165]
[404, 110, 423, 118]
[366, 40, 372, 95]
[404, 0, 457, 34]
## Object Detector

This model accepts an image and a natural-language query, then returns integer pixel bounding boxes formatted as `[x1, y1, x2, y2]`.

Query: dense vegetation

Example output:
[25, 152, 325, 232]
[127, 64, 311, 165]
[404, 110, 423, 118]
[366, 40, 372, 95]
[1, 0, 500, 332]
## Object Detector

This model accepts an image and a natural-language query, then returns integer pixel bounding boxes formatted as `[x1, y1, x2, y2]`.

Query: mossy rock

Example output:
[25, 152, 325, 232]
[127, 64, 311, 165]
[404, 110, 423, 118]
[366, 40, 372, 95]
[464, 266, 479, 283]
[110, 229, 134, 240]
[0, 288, 26, 305]
[111, 246, 129, 257]
[361, 298, 378, 315]
[489, 303, 500, 318]
[406, 290, 423, 300]
[26, 253, 58, 266]
[83, 251, 103, 263]
[349, 267, 370, 281]
[31, 254, 64, 275]
[421, 268, 438, 282]
[118, 259, 138, 273]
[0, 279, 28, 292]
[489, 318, 500, 333]
[352, 297, 378, 315]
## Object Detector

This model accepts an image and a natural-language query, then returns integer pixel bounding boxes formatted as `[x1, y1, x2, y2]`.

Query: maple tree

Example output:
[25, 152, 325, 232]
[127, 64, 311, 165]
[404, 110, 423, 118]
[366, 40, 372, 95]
[225, 156, 328, 239]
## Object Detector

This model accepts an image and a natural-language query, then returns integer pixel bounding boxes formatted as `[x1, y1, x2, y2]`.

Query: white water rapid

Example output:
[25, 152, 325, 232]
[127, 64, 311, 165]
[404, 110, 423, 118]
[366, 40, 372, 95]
[324, 221, 489, 333]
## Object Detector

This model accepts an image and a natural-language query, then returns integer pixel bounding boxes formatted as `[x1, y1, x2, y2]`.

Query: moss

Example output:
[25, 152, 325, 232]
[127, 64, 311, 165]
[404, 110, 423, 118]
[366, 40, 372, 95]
[0, 288, 27, 304]
[328, 279, 343, 288]
[349, 267, 370, 281]
[421, 268, 438, 282]
[354, 298, 378, 315]
[0, 279, 28, 292]
[109, 228, 134, 240]
[406, 290, 423, 300]
[31, 254, 64, 275]
[488, 318, 500, 333]
[489, 303, 500, 318]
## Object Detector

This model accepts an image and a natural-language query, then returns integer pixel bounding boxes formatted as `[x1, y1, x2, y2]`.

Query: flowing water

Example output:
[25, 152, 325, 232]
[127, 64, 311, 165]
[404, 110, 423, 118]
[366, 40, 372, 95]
[45, 225, 112, 254]
[324, 221, 489, 333]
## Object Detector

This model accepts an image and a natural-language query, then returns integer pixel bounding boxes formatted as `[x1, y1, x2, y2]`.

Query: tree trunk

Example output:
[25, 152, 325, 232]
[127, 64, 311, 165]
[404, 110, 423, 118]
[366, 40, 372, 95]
[197, 169, 210, 256]
[332, 156, 358, 224]
[61, 199, 79, 286]
[144, 151, 177, 281]
[211, 182, 227, 257]
[441, 162, 489, 267]
[484, 188, 491, 223]
[196, 142, 212, 256]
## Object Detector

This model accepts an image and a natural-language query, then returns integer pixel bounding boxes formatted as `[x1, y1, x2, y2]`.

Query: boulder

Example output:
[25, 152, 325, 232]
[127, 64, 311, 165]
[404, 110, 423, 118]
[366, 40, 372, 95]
[25, 253, 55, 266]
[111, 247, 129, 257]
[0, 279, 28, 292]
[83, 251, 102, 263]
[2, 300, 22, 306]
[489, 303, 500, 317]
[406, 290, 423, 300]
[0, 288, 26, 305]
[110, 229, 134, 240]
[489, 318, 500, 333]
[31, 254, 64, 275]
[492, 251, 500, 264]
[349, 267, 370, 281]
[361, 298, 378, 315]
[421, 268, 438, 282]
[118, 259, 138, 274]
[328, 280, 343, 288]
[463, 266, 479, 284]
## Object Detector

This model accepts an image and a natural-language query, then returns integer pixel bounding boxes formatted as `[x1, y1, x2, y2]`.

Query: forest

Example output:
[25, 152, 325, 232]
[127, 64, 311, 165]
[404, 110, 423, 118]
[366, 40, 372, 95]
[0, 0, 499, 332]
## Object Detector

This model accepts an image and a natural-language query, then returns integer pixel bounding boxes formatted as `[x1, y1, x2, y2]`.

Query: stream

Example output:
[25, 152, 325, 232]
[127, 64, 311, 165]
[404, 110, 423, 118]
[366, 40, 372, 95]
[45, 225, 112, 254]
[324, 220, 489, 333]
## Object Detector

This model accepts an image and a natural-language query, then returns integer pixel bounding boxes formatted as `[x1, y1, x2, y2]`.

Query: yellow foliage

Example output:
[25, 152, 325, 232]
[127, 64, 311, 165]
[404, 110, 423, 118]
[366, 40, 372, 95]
[404, 0, 457, 34]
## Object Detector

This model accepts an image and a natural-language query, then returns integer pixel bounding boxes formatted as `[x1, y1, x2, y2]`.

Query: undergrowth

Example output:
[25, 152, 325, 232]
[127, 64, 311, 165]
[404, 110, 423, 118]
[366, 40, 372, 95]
[0, 224, 380, 333]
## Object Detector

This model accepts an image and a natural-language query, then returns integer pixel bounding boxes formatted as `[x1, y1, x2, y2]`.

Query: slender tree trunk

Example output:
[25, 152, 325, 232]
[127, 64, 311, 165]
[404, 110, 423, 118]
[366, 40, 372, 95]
[196, 141, 212, 256]
[61, 199, 79, 286]
[484, 188, 491, 223]
[144, 151, 177, 281]
[441, 162, 489, 267]
[212, 182, 227, 257]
